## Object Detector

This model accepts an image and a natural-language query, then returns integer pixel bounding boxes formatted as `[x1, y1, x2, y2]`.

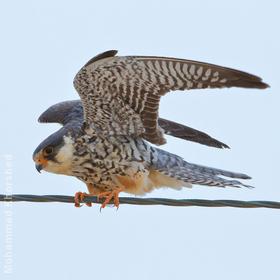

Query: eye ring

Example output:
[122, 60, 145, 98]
[43, 146, 54, 157]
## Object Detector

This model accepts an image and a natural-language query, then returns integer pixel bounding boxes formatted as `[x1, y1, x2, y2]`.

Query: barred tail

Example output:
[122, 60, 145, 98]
[151, 148, 252, 189]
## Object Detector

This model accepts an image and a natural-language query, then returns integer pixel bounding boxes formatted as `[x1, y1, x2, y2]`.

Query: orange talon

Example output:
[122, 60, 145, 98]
[74, 192, 92, 207]
[98, 187, 125, 209]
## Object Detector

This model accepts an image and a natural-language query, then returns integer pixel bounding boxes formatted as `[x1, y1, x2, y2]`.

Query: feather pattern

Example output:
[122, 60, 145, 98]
[152, 148, 252, 188]
[38, 100, 229, 148]
[74, 50, 268, 145]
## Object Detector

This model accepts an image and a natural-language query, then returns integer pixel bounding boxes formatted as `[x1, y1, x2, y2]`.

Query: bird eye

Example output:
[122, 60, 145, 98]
[43, 146, 54, 157]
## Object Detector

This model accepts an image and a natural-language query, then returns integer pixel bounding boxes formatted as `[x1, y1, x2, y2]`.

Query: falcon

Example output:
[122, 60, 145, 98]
[32, 50, 268, 208]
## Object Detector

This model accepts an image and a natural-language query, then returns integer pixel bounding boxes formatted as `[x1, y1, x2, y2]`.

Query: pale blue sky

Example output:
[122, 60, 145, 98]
[1, 0, 279, 279]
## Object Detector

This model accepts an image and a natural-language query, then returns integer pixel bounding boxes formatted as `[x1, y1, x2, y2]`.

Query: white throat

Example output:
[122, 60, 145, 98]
[44, 136, 74, 175]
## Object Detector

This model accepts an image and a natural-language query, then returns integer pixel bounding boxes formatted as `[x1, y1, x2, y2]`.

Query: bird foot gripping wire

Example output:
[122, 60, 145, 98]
[2, 194, 280, 209]
[74, 187, 125, 209]
[74, 192, 93, 207]
[97, 187, 125, 209]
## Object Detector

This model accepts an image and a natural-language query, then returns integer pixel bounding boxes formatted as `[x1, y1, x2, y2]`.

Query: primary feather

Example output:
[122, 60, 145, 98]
[74, 50, 268, 145]
[38, 100, 229, 148]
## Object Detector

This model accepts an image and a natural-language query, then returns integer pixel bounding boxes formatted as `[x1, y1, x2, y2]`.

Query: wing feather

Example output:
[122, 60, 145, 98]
[74, 50, 268, 145]
[38, 100, 82, 125]
[158, 118, 229, 149]
[39, 99, 228, 148]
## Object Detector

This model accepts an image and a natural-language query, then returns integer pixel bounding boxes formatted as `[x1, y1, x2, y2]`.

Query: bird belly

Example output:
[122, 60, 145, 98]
[113, 169, 191, 195]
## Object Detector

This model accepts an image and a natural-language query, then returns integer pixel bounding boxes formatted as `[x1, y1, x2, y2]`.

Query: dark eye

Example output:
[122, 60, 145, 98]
[43, 146, 54, 157]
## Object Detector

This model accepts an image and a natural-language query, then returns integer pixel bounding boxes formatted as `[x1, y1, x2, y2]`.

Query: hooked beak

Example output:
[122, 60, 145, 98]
[35, 163, 43, 173]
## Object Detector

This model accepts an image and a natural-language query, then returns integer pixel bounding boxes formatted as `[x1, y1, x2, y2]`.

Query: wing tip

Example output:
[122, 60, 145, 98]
[258, 80, 270, 89]
[244, 80, 270, 89]
[38, 115, 46, 123]
[208, 140, 230, 149]
[38, 111, 52, 123]
[37, 100, 82, 125]
[227, 71, 270, 89]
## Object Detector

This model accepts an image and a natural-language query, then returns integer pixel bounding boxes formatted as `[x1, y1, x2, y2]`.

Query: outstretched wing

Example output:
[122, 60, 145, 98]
[38, 100, 229, 148]
[158, 118, 229, 148]
[74, 50, 268, 145]
[38, 100, 83, 125]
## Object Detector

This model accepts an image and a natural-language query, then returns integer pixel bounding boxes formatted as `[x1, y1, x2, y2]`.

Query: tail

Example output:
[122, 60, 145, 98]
[150, 148, 253, 189]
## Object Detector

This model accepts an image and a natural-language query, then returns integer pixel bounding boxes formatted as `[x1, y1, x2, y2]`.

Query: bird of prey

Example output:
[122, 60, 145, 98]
[33, 50, 268, 208]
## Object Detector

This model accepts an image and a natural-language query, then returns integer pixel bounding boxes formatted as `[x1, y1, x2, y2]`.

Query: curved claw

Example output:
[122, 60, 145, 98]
[97, 187, 125, 209]
[74, 192, 92, 207]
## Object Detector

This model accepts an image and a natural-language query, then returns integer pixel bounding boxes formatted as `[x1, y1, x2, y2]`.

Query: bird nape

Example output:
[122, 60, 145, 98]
[33, 50, 268, 209]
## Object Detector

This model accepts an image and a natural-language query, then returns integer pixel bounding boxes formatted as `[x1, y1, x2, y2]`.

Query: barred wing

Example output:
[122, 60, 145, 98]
[37, 99, 229, 148]
[74, 50, 268, 145]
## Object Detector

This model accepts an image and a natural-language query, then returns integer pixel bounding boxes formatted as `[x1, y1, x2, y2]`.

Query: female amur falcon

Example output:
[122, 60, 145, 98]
[33, 50, 268, 208]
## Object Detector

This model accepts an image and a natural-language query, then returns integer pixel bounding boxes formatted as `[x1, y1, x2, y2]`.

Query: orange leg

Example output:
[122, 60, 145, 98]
[97, 187, 125, 209]
[74, 192, 93, 207]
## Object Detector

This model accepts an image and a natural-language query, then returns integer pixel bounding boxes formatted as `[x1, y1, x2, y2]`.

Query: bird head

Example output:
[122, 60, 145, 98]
[33, 128, 74, 175]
